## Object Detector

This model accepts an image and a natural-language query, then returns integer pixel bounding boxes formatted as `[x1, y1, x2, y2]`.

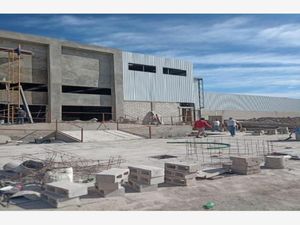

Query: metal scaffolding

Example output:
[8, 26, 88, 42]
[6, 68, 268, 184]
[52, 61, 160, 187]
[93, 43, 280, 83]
[0, 45, 33, 124]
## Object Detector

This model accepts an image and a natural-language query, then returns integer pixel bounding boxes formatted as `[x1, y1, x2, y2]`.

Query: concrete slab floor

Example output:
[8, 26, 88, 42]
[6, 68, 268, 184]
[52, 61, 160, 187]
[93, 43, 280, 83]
[0, 133, 300, 210]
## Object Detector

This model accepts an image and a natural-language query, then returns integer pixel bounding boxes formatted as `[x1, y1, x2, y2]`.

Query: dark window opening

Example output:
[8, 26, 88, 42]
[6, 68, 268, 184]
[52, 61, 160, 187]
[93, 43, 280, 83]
[180, 102, 194, 107]
[62, 85, 111, 95]
[163, 67, 187, 76]
[128, 63, 156, 73]
[62, 106, 112, 121]
[0, 82, 47, 92]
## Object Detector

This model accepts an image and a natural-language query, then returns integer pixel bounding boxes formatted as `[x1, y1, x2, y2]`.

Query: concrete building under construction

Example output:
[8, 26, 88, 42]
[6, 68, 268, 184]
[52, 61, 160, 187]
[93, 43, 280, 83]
[1, 30, 300, 124]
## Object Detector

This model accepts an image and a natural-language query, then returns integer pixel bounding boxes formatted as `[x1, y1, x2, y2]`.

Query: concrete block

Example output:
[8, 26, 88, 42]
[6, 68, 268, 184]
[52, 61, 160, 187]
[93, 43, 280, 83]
[230, 156, 261, 167]
[252, 130, 264, 136]
[128, 174, 164, 185]
[164, 176, 195, 186]
[164, 162, 199, 173]
[45, 181, 87, 198]
[95, 168, 129, 184]
[165, 169, 197, 179]
[128, 179, 158, 192]
[95, 182, 121, 191]
[128, 165, 164, 177]
[277, 127, 289, 134]
[98, 186, 125, 197]
[41, 191, 80, 208]
[265, 129, 278, 135]
[232, 167, 261, 175]
[265, 156, 286, 169]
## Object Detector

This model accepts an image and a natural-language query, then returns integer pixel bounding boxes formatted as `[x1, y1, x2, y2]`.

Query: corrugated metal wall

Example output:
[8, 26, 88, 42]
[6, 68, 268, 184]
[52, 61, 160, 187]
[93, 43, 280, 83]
[197, 91, 300, 113]
[122, 52, 194, 103]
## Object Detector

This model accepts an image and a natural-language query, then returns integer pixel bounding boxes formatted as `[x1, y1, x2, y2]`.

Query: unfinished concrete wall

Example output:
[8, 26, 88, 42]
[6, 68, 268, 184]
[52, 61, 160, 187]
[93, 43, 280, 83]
[61, 93, 112, 107]
[0, 38, 48, 84]
[61, 47, 113, 88]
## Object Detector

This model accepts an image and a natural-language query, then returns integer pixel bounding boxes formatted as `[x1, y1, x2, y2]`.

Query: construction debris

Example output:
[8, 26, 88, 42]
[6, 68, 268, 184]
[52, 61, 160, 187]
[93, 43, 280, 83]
[128, 165, 164, 192]
[44, 167, 73, 183]
[196, 168, 227, 180]
[164, 162, 198, 186]
[7, 149, 125, 183]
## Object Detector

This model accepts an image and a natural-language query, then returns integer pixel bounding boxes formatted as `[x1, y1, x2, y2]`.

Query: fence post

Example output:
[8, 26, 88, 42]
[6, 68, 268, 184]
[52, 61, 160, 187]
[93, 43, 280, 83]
[55, 119, 58, 132]
[117, 120, 119, 130]
[81, 128, 83, 143]
[102, 113, 104, 122]
[148, 126, 152, 139]
[171, 116, 173, 126]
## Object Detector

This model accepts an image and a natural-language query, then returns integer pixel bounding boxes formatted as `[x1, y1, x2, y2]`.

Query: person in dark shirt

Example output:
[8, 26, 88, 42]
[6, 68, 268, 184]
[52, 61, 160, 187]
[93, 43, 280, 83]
[16, 107, 26, 124]
[194, 117, 212, 138]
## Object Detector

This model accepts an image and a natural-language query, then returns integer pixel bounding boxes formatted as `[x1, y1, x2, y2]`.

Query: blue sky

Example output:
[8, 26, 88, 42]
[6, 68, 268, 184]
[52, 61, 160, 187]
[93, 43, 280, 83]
[0, 14, 300, 99]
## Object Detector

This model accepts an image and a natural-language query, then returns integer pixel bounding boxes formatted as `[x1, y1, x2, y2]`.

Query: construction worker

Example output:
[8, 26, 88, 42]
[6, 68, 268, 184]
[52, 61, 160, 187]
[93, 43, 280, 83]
[212, 119, 221, 132]
[194, 117, 212, 138]
[16, 107, 26, 124]
[227, 117, 239, 137]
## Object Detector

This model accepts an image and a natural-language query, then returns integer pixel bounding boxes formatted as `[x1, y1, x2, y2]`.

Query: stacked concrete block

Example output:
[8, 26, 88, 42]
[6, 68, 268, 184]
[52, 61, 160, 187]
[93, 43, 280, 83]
[252, 130, 264, 136]
[128, 165, 164, 192]
[164, 162, 198, 186]
[95, 168, 129, 197]
[265, 156, 287, 169]
[277, 127, 289, 134]
[265, 129, 278, 135]
[230, 156, 261, 175]
[41, 181, 87, 208]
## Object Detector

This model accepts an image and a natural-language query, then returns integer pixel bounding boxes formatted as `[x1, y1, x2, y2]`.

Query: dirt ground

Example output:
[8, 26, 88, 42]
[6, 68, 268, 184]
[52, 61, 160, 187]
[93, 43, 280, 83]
[0, 132, 300, 211]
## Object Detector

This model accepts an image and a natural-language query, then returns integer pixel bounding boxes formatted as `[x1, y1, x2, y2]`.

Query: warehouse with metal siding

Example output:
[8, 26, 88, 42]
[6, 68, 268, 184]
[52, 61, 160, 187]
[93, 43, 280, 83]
[203, 92, 300, 112]
[122, 52, 194, 103]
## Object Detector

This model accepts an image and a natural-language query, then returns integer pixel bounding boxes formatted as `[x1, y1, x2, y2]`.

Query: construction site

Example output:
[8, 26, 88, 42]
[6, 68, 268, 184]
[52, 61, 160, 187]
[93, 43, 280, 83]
[0, 30, 300, 211]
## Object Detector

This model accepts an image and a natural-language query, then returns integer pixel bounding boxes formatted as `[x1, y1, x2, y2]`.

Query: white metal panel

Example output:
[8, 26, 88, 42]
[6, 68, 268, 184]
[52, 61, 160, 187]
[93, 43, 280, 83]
[201, 92, 300, 113]
[123, 52, 194, 103]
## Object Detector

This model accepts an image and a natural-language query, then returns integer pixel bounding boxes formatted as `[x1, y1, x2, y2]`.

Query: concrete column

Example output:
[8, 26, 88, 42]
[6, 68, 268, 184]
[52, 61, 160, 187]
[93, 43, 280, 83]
[111, 51, 124, 121]
[47, 43, 62, 122]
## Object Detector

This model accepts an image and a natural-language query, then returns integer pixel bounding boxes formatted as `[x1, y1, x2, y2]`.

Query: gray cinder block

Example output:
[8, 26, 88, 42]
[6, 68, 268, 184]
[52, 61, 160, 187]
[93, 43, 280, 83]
[95, 168, 129, 184]
[165, 169, 197, 179]
[98, 186, 125, 197]
[95, 182, 121, 191]
[164, 162, 199, 173]
[128, 179, 158, 192]
[45, 181, 88, 198]
[265, 156, 286, 169]
[128, 165, 164, 178]
[164, 176, 195, 186]
[128, 174, 164, 185]
[41, 191, 80, 208]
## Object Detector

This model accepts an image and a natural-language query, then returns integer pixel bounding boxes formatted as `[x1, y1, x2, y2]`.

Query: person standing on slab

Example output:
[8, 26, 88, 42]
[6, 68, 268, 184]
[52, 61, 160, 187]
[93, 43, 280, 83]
[194, 118, 212, 138]
[16, 107, 26, 124]
[212, 119, 221, 132]
[227, 117, 239, 137]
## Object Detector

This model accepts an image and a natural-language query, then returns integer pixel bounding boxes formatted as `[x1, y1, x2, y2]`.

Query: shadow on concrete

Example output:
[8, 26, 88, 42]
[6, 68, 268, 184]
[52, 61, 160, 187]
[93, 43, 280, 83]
[8, 197, 52, 210]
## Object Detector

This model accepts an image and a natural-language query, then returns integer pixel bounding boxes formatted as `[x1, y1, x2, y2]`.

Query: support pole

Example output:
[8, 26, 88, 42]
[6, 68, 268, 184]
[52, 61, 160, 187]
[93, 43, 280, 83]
[148, 126, 152, 139]
[18, 44, 21, 108]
